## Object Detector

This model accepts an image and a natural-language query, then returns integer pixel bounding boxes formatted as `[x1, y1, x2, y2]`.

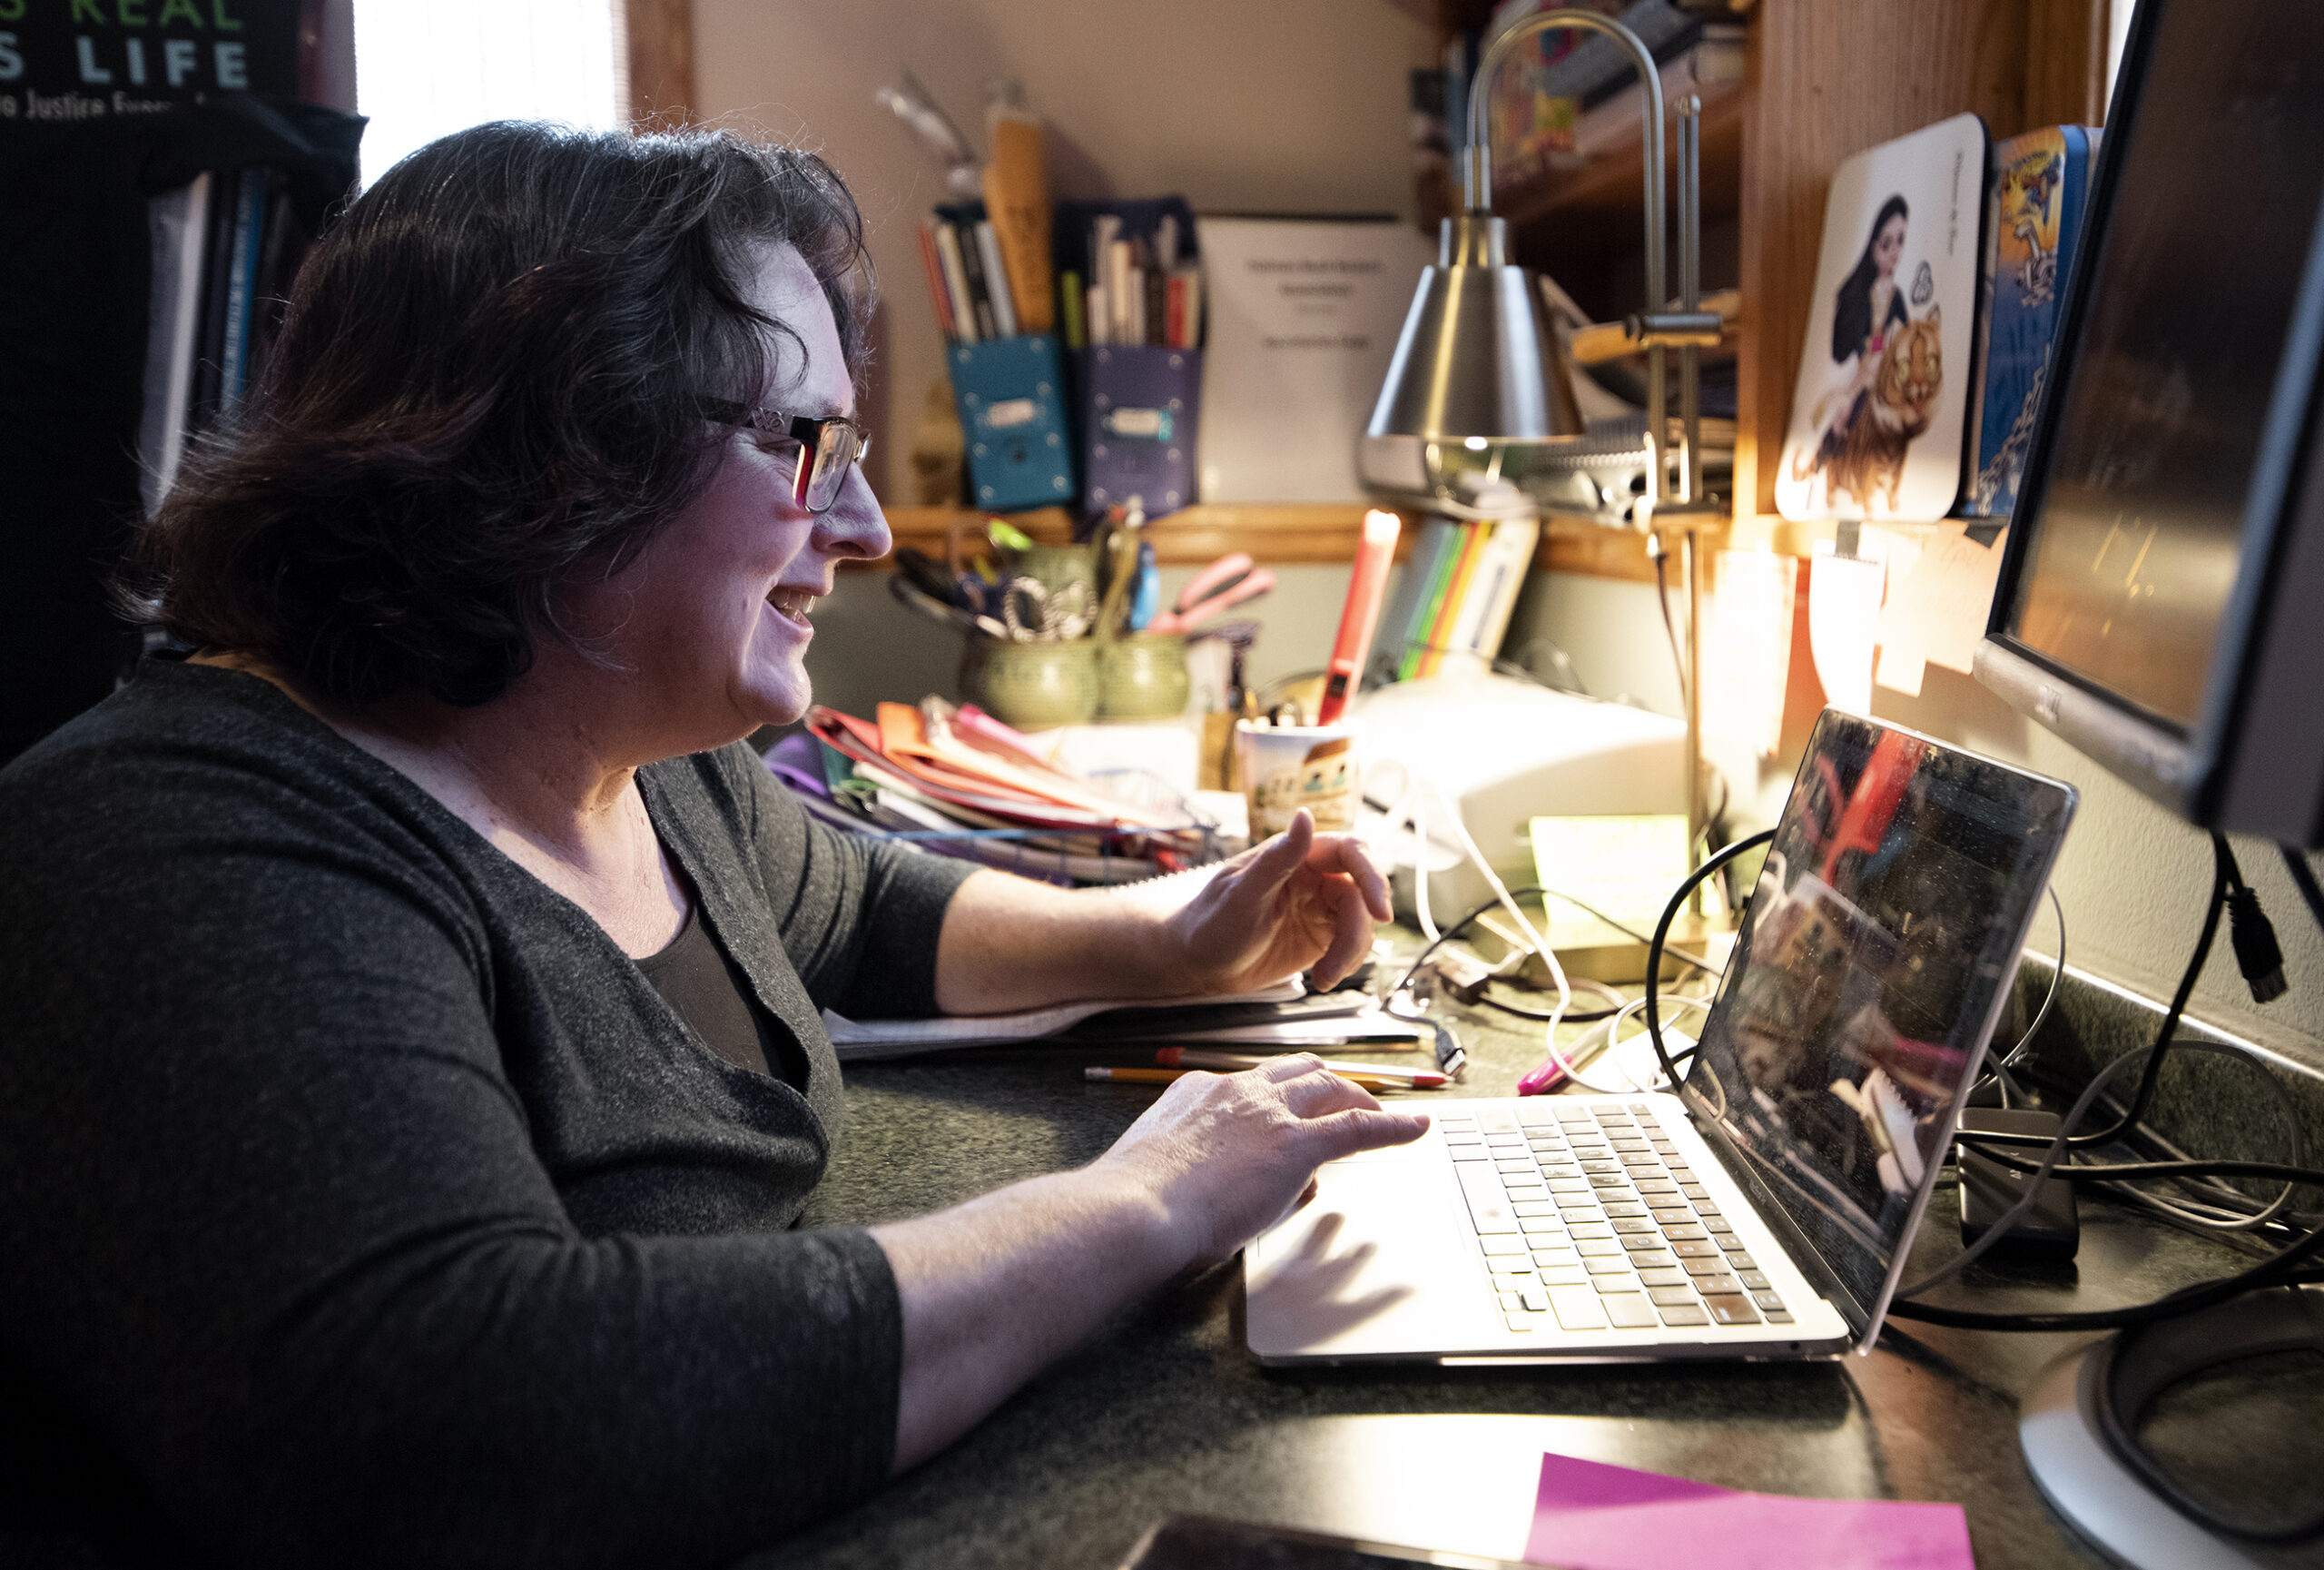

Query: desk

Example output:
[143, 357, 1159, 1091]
[777, 983, 2265, 1570]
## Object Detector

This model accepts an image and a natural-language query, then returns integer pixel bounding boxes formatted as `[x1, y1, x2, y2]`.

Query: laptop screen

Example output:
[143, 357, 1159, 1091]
[1682, 712, 2075, 1328]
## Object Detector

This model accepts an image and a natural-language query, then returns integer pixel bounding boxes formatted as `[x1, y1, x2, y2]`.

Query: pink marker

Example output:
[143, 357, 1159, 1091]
[1315, 509, 1401, 725]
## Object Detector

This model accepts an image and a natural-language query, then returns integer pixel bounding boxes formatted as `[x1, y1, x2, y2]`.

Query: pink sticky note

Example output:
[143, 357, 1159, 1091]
[1524, 1452, 1974, 1570]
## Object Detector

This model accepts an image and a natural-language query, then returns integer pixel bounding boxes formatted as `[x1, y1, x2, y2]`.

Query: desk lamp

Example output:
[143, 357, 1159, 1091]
[1364, 8, 1723, 884]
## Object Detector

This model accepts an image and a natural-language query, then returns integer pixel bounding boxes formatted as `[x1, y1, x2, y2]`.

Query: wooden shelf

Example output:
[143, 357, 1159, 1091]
[1497, 84, 1746, 265]
[867, 503, 1398, 568]
[863, 502, 1663, 582]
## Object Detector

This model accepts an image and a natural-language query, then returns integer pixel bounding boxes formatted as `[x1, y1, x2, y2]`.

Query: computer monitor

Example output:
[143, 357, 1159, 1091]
[1974, 0, 2324, 848]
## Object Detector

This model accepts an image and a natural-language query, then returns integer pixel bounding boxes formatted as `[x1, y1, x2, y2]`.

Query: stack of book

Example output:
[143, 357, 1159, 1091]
[1370, 513, 1541, 684]
[1059, 211, 1202, 352]
[918, 204, 1025, 345]
[783, 699, 1227, 887]
[139, 167, 312, 517]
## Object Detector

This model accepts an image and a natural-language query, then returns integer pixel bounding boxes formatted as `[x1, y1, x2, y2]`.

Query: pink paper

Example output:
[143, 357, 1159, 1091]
[1524, 1452, 1974, 1570]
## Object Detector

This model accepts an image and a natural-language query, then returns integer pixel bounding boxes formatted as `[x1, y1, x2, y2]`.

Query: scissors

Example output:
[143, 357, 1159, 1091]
[1148, 552, 1274, 634]
[962, 575, 1093, 641]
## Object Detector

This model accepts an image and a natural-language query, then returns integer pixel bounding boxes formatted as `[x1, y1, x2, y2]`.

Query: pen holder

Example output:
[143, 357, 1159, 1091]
[1080, 345, 1202, 518]
[1097, 631, 1190, 720]
[950, 334, 1077, 512]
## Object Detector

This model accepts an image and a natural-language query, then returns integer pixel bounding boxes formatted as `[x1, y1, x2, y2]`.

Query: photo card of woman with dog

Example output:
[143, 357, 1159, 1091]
[1778, 114, 1990, 524]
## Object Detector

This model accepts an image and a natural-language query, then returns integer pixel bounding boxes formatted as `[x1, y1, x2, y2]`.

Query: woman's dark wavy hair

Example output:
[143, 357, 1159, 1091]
[1830, 194, 1909, 364]
[128, 122, 872, 706]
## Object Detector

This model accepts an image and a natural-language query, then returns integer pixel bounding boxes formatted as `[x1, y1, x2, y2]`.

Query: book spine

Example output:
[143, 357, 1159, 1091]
[1398, 520, 1468, 680]
[1086, 283, 1110, 347]
[981, 114, 1054, 334]
[973, 219, 1019, 338]
[1373, 516, 1448, 680]
[188, 165, 238, 435]
[1452, 516, 1539, 668]
[1107, 237, 1133, 345]
[916, 220, 958, 341]
[1177, 266, 1203, 350]
[933, 222, 979, 344]
[1059, 270, 1085, 351]
[945, 222, 996, 342]
[138, 173, 211, 518]
[218, 168, 268, 410]
[1144, 262, 1167, 347]
[1420, 520, 1491, 678]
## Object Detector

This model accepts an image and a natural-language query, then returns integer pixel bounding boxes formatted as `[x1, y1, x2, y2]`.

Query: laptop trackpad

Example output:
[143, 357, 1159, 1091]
[1246, 1154, 1501, 1360]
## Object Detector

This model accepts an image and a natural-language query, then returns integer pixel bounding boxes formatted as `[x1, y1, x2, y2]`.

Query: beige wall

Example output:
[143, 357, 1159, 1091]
[690, 0, 1438, 498]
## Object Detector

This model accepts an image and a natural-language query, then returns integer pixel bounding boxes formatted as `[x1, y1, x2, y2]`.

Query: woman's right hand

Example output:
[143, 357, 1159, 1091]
[1091, 1056, 1432, 1266]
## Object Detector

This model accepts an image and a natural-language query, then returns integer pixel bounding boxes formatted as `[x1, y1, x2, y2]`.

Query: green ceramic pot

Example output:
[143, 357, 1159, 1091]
[1098, 632, 1190, 720]
[960, 636, 1098, 729]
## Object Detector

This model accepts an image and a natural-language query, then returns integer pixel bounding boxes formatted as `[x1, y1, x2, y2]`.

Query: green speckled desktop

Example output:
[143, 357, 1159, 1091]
[770, 953, 2311, 1570]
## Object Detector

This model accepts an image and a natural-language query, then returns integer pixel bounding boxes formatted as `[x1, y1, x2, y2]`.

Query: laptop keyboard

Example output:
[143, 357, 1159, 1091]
[1437, 1101, 1795, 1336]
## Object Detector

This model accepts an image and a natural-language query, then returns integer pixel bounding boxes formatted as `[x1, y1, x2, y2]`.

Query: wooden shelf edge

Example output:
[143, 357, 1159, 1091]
[863, 503, 1673, 583]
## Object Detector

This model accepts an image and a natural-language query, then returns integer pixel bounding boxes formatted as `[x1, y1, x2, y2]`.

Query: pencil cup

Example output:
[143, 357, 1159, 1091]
[960, 637, 1098, 729]
[949, 334, 1076, 512]
[1097, 631, 1190, 719]
[1080, 345, 1202, 518]
[1235, 720, 1358, 836]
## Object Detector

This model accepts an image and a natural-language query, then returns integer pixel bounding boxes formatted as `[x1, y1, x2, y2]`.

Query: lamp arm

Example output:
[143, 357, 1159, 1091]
[1461, 8, 1665, 317]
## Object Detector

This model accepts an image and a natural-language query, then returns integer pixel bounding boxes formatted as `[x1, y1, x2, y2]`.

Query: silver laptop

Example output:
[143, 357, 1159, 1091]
[1246, 710, 2076, 1363]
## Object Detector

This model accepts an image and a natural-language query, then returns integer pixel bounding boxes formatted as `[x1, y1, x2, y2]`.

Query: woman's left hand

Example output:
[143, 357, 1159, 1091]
[1159, 809, 1391, 994]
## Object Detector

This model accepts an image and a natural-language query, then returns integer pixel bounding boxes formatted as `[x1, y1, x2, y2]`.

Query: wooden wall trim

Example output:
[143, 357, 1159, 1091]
[624, 0, 694, 127]
[861, 504, 1657, 581]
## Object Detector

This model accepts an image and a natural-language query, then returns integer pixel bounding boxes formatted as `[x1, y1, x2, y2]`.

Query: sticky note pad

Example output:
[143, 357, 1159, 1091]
[1530, 815, 1692, 927]
[1525, 1452, 1975, 1570]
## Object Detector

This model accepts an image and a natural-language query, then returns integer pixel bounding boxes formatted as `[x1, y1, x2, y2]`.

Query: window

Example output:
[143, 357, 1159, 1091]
[352, 0, 629, 188]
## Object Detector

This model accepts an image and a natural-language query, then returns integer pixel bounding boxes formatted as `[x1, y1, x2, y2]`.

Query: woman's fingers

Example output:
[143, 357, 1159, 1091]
[1305, 831, 1393, 922]
[1303, 877, 1374, 990]
[1305, 1105, 1432, 1161]
[1233, 809, 1315, 896]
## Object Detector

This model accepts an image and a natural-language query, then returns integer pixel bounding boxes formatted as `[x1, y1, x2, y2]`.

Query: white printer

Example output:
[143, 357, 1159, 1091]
[1352, 672, 1687, 921]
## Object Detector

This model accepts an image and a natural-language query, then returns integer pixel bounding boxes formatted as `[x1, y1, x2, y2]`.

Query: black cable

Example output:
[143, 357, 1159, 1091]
[1642, 831, 1772, 1091]
[1886, 1214, 2324, 1332]
[1952, 834, 2230, 1154]
[2216, 834, 2288, 1002]
[1631, 831, 2324, 1336]
[2093, 1293, 2324, 1544]
[1478, 975, 1629, 1023]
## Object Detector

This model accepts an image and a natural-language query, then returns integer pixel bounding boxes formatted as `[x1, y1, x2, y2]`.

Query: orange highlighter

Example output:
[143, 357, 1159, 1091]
[1314, 509, 1402, 725]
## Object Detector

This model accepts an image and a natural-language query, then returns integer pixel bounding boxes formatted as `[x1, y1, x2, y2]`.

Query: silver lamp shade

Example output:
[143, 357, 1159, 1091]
[1359, 212, 1585, 498]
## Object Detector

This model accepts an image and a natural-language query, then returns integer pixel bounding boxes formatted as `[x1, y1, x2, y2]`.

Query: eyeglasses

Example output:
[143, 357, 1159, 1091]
[696, 398, 872, 514]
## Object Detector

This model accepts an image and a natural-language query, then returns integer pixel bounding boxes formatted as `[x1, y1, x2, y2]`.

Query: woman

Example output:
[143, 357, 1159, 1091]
[0, 123, 1423, 1568]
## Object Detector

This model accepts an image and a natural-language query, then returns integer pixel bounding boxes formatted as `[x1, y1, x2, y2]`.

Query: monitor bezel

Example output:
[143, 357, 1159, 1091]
[1977, 0, 2324, 836]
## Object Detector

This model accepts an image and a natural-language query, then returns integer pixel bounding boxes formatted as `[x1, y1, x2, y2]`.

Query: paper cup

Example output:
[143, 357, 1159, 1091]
[1235, 720, 1358, 836]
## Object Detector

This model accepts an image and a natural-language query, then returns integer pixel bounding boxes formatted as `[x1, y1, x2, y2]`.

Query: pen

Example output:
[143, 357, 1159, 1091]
[1314, 509, 1401, 725]
[1085, 1065, 1404, 1093]
[1155, 1048, 1447, 1087]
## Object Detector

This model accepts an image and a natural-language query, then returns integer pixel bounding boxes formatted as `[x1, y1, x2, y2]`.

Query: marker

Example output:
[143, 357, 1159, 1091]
[1315, 509, 1402, 725]
[1085, 1065, 1403, 1093]
[1155, 1047, 1446, 1088]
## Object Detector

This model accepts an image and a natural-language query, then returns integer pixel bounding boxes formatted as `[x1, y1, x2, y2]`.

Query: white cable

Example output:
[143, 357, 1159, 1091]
[1424, 767, 1568, 1028]
[1549, 992, 1715, 1095]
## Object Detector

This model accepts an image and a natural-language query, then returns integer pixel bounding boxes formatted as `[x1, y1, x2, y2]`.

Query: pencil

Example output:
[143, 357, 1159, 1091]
[1155, 1047, 1446, 1087]
[1085, 1065, 1405, 1092]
